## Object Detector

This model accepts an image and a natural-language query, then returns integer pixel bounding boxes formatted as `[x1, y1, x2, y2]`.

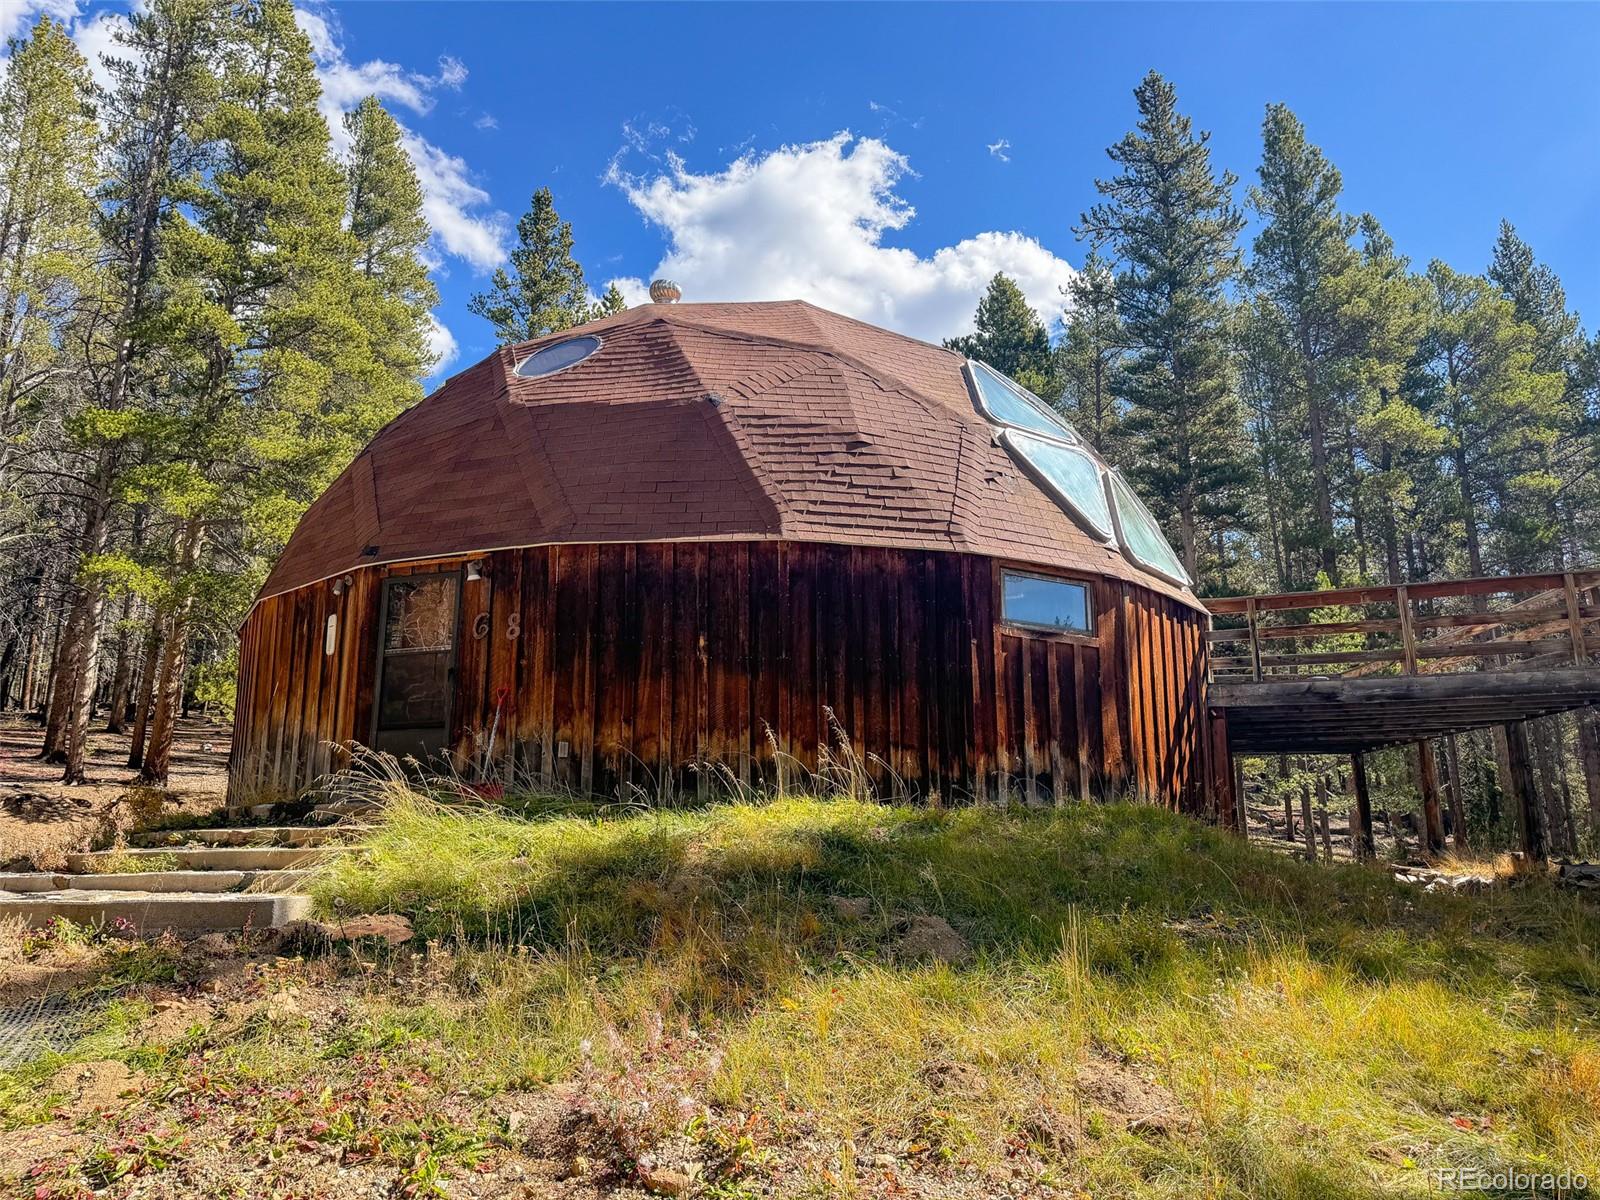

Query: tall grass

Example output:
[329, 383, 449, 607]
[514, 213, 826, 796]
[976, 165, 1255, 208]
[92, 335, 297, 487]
[291, 780, 1600, 1195]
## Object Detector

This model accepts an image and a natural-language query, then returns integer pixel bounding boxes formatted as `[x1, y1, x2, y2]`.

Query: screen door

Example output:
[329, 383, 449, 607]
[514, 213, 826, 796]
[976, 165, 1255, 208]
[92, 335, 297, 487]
[372, 572, 460, 759]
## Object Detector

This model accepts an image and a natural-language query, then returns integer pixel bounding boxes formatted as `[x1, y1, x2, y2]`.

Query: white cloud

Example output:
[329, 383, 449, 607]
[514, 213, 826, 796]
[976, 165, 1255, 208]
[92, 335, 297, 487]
[1, 0, 78, 50]
[426, 313, 459, 372]
[294, 3, 507, 273]
[473, 112, 497, 131]
[433, 54, 466, 90]
[608, 277, 652, 309]
[987, 138, 1011, 163]
[608, 132, 1076, 343]
[68, 5, 124, 93]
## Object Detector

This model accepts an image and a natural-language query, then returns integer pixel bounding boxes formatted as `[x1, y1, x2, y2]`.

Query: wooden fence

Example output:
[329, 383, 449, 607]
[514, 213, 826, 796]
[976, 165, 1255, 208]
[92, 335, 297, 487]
[1206, 569, 1600, 683]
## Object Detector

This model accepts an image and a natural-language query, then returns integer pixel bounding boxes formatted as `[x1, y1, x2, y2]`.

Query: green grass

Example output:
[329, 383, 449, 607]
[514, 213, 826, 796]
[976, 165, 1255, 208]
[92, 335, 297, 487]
[292, 791, 1600, 1197]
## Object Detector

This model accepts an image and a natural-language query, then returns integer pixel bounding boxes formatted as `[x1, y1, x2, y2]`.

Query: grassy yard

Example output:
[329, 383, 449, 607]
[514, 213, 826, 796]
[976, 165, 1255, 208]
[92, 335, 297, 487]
[4, 789, 1598, 1198]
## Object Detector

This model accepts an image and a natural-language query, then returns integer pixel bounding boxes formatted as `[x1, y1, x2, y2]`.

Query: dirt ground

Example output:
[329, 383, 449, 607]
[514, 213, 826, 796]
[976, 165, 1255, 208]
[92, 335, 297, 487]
[0, 715, 231, 868]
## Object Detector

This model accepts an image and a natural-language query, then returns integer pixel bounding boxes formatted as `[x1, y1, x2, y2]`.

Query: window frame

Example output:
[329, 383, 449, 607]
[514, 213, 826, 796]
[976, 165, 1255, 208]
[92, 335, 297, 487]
[963, 359, 1082, 445]
[995, 565, 1098, 643]
[998, 428, 1118, 545]
[369, 567, 463, 743]
[1104, 468, 1191, 587]
[512, 334, 603, 380]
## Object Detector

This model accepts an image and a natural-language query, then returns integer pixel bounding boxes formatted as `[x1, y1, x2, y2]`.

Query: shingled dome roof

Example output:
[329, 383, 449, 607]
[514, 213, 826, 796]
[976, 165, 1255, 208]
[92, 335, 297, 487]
[260, 299, 1201, 609]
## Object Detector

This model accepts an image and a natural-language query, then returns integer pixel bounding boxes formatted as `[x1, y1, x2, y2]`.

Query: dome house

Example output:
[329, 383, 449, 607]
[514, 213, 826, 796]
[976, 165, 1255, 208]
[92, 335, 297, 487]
[230, 292, 1215, 810]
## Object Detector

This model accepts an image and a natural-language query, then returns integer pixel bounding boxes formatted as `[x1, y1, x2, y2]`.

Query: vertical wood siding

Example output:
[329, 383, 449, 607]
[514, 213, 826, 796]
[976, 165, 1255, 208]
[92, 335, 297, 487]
[230, 543, 1213, 812]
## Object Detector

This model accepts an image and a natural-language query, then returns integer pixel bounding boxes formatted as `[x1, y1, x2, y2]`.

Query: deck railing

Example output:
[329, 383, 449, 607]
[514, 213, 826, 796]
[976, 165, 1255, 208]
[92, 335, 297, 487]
[1206, 569, 1600, 683]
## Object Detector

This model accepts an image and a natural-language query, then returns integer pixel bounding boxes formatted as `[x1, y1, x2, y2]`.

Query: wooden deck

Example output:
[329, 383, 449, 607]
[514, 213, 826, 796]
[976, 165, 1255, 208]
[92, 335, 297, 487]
[1211, 668, 1600, 754]
[1202, 569, 1600, 859]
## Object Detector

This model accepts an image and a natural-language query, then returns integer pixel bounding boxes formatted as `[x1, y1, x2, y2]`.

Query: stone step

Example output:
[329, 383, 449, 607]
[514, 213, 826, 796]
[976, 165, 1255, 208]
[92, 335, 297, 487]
[0, 869, 314, 894]
[0, 890, 312, 932]
[66, 846, 333, 873]
[129, 825, 341, 849]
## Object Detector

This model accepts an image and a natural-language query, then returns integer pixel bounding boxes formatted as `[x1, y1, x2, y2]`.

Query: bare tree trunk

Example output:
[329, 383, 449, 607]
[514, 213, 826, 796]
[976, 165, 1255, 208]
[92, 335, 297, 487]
[58, 465, 115, 783]
[139, 521, 202, 786]
[104, 596, 136, 733]
[1577, 708, 1600, 843]
[127, 617, 163, 769]
[40, 611, 73, 758]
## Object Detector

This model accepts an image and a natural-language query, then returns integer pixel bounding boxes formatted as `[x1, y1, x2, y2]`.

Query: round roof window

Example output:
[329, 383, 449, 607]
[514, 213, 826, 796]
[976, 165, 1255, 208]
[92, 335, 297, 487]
[513, 334, 601, 379]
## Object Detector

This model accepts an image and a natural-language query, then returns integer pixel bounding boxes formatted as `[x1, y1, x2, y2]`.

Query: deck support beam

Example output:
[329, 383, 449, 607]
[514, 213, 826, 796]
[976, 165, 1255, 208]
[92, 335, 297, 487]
[1350, 753, 1375, 860]
[1414, 740, 1446, 859]
[1504, 719, 1546, 862]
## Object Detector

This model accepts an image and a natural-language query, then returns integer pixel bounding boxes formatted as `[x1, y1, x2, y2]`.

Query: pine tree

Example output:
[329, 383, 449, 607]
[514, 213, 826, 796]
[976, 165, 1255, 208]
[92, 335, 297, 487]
[1053, 251, 1125, 453]
[1487, 221, 1591, 569]
[47, 0, 227, 781]
[344, 94, 438, 389]
[944, 272, 1053, 393]
[0, 16, 99, 498]
[1416, 261, 1565, 578]
[1345, 216, 1433, 586]
[134, 0, 388, 782]
[1077, 71, 1252, 581]
[593, 281, 628, 319]
[1246, 104, 1363, 583]
[469, 187, 591, 343]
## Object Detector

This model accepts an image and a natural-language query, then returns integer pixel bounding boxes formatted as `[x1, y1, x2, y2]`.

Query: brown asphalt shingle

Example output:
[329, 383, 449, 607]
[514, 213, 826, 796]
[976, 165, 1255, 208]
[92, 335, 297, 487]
[258, 299, 1200, 609]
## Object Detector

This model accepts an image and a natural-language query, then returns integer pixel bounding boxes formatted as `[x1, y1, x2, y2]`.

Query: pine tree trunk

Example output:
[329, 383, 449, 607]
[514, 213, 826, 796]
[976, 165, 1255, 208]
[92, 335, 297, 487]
[40, 611, 74, 759]
[127, 618, 163, 769]
[139, 521, 203, 786]
[58, 498, 111, 783]
[20, 624, 41, 714]
[1577, 708, 1600, 841]
[104, 596, 136, 733]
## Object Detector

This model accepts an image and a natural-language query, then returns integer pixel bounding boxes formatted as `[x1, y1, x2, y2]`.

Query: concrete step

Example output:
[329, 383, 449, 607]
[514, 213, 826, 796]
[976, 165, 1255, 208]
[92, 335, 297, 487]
[66, 846, 333, 873]
[129, 826, 341, 849]
[309, 799, 381, 823]
[0, 869, 314, 894]
[0, 890, 312, 932]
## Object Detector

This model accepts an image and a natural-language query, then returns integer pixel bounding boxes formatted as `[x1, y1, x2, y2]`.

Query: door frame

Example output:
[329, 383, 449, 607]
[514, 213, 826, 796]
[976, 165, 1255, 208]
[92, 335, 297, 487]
[369, 567, 464, 755]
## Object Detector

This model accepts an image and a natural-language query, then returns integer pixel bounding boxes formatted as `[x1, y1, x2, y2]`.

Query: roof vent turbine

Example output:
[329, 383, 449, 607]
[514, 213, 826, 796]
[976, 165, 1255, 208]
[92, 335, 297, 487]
[649, 279, 682, 304]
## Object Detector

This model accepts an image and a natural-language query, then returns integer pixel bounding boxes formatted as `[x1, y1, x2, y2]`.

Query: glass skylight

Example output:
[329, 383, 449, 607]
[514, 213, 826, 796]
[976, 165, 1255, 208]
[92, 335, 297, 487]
[967, 360, 1080, 443]
[514, 334, 601, 379]
[1108, 469, 1189, 584]
[1000, 429, 1116, 542]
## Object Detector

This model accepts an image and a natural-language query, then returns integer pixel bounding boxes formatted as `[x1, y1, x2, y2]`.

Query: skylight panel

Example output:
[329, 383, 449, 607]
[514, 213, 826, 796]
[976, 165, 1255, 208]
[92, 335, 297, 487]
[1108, 469, 1190, 584]
[966, 360, 1080, 443]
[1000, 429, 1115, 542]
[513, 334, 602, 379]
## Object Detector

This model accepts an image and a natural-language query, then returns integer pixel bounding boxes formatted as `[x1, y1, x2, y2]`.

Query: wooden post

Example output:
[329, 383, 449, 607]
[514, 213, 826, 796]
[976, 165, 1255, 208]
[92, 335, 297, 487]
[1444, 733, 1469, 852]
[1232, 756, 1247, 835]
[1504, 718, 1546, 861]
[1316, 775, 1333, 862]
[1564, 573, 1587, 664]
[1300, 780, 1316, 861]
[1350, 752, 1375, 860]
[1246, 596, 1263, 682]
[1396, 584, 1418, 676]
[1206, 708, 1238, 833]
[1415, 740, 1446, 858]
[1283, 786, 1295, 841]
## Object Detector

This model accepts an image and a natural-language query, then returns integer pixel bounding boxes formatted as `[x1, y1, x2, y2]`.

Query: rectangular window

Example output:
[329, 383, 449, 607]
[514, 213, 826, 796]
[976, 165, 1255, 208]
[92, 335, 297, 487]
[1001, 570, 1092, 635]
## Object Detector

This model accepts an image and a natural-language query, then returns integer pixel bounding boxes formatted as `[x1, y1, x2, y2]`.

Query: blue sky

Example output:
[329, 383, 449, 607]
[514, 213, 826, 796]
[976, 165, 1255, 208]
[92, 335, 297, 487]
[13, 1, 1600, 381]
